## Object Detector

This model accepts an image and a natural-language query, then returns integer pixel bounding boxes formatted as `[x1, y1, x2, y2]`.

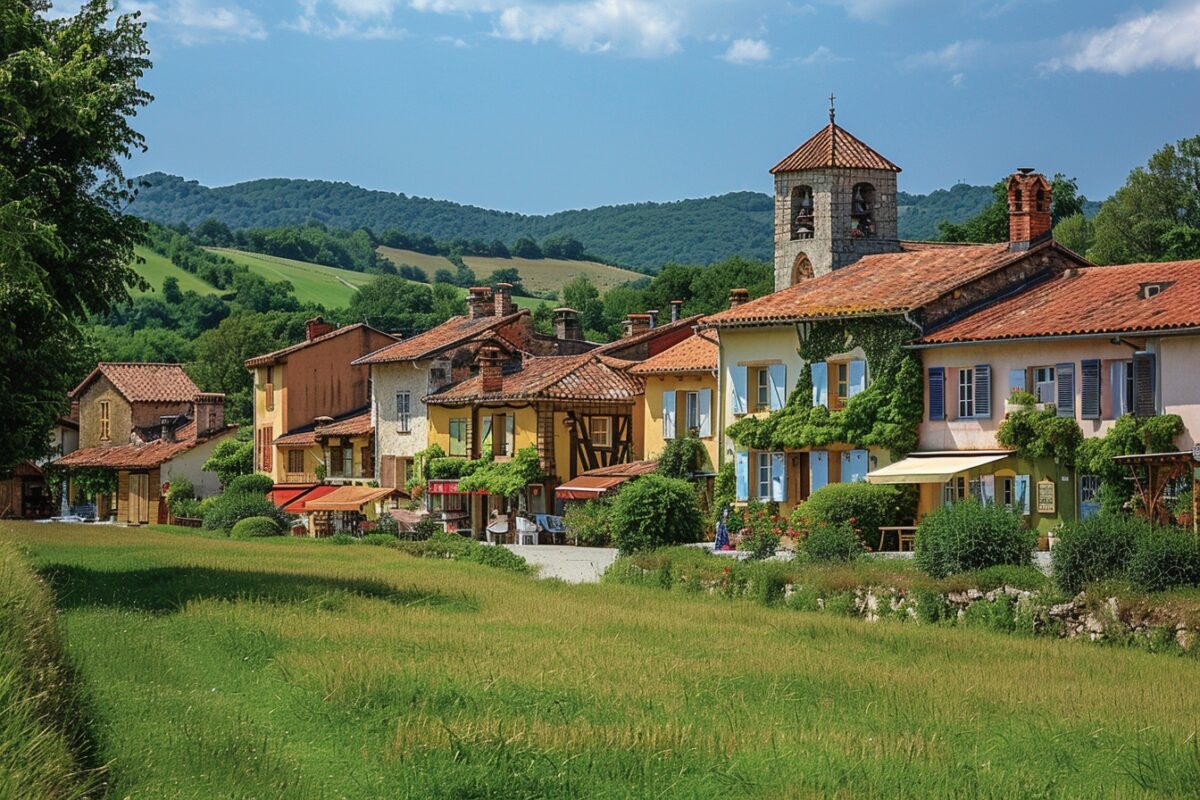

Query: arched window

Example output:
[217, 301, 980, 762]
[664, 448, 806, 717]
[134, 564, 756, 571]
[851, 183, 875, 237]
[1013, 188, 1023, 212]
[790, 185, 814, 240]
[792, 254, 813, 284]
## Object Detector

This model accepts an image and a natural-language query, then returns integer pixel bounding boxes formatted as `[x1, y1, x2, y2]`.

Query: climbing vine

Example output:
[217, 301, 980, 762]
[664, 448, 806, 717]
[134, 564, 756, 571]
[1075, 413, 1185, 514]
[726, 316, 924, 458]
[996, 401, 1085, 466]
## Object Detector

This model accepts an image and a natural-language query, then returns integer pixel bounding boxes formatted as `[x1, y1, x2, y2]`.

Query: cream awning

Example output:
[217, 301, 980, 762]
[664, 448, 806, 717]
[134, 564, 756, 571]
[865, 452, 1011, 485]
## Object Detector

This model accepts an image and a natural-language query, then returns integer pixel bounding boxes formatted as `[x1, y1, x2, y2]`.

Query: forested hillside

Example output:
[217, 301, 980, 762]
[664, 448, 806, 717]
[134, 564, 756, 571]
[132, 173, 1070, 269]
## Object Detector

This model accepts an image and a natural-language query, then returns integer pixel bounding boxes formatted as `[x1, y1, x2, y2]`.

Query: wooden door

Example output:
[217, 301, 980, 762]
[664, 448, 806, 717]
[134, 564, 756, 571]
[128, 473, 150, 524]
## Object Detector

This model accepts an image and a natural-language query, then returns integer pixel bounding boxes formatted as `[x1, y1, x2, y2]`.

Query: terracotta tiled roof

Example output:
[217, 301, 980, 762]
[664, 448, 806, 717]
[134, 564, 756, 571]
[629, 334, 718, 375]
[771, 123, 901, 174]
[917, 260, 1200, 345]
[245, 323, 397, 368]
[427, 353, 643, 404]
[578, 460, 659, 478]
[55, 424, 237, 470]
[594, 315, 703, 354]
[353, 311, 527, 365]
[274, 408, 373, 447]
[700, 241, 1085, 328]
[70, 363, 199, 403]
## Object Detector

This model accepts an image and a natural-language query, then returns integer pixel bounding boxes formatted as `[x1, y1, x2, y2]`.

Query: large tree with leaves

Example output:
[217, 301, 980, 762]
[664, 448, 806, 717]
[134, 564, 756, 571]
[937, 174, 1087, 244]
[0, 1, 151, 470]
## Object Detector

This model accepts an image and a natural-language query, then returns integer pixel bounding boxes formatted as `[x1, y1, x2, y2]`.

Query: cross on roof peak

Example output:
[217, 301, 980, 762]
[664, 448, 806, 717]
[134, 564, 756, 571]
[829, 92, 836, 124]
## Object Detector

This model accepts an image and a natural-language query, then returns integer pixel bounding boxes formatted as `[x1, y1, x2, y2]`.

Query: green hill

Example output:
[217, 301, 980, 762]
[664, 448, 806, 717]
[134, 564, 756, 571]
[377, 246, 644, 294]
[130, 245, 223, 296]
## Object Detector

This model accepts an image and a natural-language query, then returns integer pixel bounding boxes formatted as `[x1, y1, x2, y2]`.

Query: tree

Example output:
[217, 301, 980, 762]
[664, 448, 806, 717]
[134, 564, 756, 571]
[346, 275, 435, 335]
[938, 173, 1089, 244]
[541, 233, 586, 260]
[488, 239, 510, 258]
[431, 282, 466, 320]
[0, 1, 151, 471]
[1087, 135, 1200, 264]
[562, 275, 605, 334]
[1053, 213, 1092, 255]
[485, 267, 526, 295]
[202, 437, 254, 488]
[192, 218, 234, 247]
[511, 236, 543, 259]
[161, 276, 183, 305]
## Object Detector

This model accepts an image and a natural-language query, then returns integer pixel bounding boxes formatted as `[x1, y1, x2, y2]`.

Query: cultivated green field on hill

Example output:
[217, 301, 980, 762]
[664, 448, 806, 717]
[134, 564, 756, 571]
[209, 247, 376, 307]
[5, 520, 1199, 799]
[130, 245, 223, 297]
[378, 245, 644, 294]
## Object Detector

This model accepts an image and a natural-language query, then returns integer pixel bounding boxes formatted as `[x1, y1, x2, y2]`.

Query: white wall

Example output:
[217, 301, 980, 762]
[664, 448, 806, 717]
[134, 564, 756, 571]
[162, 431, 237, 498]
[372, 362, 431, 465]
[1156, 334, 1200, 450]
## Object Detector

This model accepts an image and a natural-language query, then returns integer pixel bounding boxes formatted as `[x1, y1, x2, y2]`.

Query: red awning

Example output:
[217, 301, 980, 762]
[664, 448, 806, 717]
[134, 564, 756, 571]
[269, 485, 317, 508]
[427, 479, 487, 495]
[305, 486, 395, 512]
[555, 475, 630, 500]
[284, 484, 338, 513]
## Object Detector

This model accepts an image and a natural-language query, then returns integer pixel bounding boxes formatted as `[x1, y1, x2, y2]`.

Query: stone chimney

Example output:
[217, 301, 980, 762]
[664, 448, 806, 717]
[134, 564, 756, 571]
[669, 300, 683, 322]
[160, 415, 177, 443]
[1007, 168, 1053, 251]
[622, 313, 651, 338]
[646, 309, 659, 329]
[729, 288, 750, 308]
[554, 307, 582, 341]
[467, 287, 495, 319]
[306, 316, 334, 341]
[193, 392, 225, 439]
[494, 282, 516, 317]
[478, 346, 505, 393]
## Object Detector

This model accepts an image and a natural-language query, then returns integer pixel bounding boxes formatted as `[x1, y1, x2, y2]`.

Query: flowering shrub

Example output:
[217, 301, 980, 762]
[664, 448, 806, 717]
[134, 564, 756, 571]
[790, 482, 914, 551]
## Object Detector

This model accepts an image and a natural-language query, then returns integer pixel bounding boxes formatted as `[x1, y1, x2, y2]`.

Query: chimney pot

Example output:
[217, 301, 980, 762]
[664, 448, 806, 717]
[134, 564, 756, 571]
[478, 345, 505, 393]
[646, 309, 659, 329]
[1007, 169, 1053, 251]
[305, 316, 334, 341]
[192, 392, 225, 439]
[623, 313, 651, 338]
[160, 416, 176, 443]
[468, 287, 495, 319]
[669, 299, 683, 322]
[729, 288, 750, 308]
[553, 307, 582, 344]
[494, 282, 516, 316]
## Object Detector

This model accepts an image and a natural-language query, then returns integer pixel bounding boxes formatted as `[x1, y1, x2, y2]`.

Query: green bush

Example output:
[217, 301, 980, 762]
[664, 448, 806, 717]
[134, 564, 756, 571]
[169, 497, 204, 519]
[395, 532, 532, 574]
[203, 491, 292, 533]
[405, 517, 439, 542]
[914, 500, 1035, 578]
[362, 533, 399, 547]
[791, 482, 915, 547]
[610, 474, 703, 554]
[739, 528, 781, 560]
[230, 515, 283, 538]
[564, 496, 614, 547]
[165, 477, 195, 516]
[330, 533, 356, 545]
[801, 522, 864, 563]
[225, 473, 274, 496]
[1127, 527, 1200, 592]
[373, 514, 400, 538]
[1052, 514, 1149, 594]
[730, 501, 785, 559]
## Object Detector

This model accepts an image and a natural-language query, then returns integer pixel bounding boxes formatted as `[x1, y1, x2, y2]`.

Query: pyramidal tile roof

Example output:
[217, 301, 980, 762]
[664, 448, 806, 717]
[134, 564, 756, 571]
[629, 333, 718, 375]
[70, 363, 199, 403]
[770, 123, 901, 174]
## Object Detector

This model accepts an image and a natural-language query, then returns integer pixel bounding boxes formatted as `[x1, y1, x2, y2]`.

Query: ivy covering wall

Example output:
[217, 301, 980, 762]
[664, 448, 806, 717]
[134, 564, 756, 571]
[726, 316, 924, 458]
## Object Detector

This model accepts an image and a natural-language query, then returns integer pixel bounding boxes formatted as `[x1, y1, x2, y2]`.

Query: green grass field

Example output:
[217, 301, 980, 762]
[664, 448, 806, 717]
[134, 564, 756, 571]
[129, 245, 223, 297]
[209, 248, 377, 307]
[4, 521, 1199, 798]
[378, 245, 644, 295]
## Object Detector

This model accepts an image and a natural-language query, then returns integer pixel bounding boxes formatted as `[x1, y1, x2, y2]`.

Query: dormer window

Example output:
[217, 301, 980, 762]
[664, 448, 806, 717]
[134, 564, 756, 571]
[790, 185, 814, 240]
[1140, 282, 1170, 299]
[851, 183, 875, 237]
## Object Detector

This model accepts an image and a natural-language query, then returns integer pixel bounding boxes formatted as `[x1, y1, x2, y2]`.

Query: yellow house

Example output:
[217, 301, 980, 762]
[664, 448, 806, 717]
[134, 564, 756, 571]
[628, 333, 720, 472]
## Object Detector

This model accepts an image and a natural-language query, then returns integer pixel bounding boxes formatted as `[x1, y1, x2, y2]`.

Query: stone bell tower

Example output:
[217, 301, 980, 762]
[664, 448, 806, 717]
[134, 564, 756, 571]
[771, 98, 903, 291]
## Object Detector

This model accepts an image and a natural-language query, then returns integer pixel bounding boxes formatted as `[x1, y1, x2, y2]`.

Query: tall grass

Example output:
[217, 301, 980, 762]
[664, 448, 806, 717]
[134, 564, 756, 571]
[0, 541, 102, 799]
[4, 521, 1200, 798]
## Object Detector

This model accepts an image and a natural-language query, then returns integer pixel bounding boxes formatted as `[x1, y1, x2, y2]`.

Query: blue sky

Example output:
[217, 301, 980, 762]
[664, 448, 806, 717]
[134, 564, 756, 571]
[60, 0, 1200, 214]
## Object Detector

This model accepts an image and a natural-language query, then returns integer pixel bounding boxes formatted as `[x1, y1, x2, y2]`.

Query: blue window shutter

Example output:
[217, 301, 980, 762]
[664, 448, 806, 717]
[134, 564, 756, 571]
[768, 364, 787, 410]
[698, 389, 712, 437]
[811, 362, 828, 408]
[1056, 362, 1075, 418]
[1014, 475, 1030, 515]
[974, 365, 992, 419]
[848, 359, 867, 398]
[810, 450, 828, 492]
[1080, 359, 1101, 420]
[731, 367, 747, 415]
[1133, 351, 1156, 417]
[735, 451, 749, 501]
[928, 367, 945, 421]
[771, 453, 787, 502]
[662, 390, 676, 440]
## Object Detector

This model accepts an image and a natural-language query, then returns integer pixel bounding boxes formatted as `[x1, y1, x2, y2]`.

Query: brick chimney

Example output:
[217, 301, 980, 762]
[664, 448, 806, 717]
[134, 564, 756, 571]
[306, 316, 334, 341]
[669, 300, 683, 322]
[729, 288, 750, 308]
[622, 313, 651, 338]
[467, 287, 494, 319]
[1007, 168, 1053, 251]
[554, 307, 582, 342]
[478, 346, 505, 393]
[646, 309, 659, 329]
[160, 415, 177, 443]
[193, 392, 225, 439]
[494, 282, 516, 316]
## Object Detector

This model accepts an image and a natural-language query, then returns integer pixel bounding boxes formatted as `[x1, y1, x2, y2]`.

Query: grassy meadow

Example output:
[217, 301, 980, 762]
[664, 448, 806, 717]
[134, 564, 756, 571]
[129, 245, 223, 297]
[209, 248, 377, 307]
[377, 245, 644, 294]
[4, 520, 1200, 799]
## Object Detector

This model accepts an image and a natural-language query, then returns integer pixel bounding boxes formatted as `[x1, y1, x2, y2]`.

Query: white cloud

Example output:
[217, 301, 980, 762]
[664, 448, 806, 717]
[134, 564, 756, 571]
[950, 71, 965, 87]
[829, 0, 918, 21]
[904, 38, 982, 70]
[722, 37, 771, 64]
[494, 0, 682, 56]
[1048, 2, 1200, 75]
[797, 44, 846, 65]
[290, 0, 408, 38]
[120, 0, 266, 43]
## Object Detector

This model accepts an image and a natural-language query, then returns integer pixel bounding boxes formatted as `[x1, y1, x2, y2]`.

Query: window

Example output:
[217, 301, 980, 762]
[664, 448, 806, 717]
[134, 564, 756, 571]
[1033, 366, 1055, 404]
[1141, 283, 1166, 299]
[851, 183, 875, 236]
[958, 368, 975, 418]
[790, 185, 814, 240]
[590, 416, 611, 448]
[1000, 476, 1015, 509]
[483, 414, 514, 456]
[396, 391, 411, 433]
[756, 367, 770, 411]
[1124, 360, 1135, 415]
[449, 418, 467, 456]
[258, 426, 273, 472]
[265, 367, 275, 411]
[756, 453, 772, 500]
[684, 391, 700, 432]
[342, 444, 354, 477]
[834, 363, 849, 409]
[441, 492, 465, 513]
[99, 400, 111, 440]
[942, 476, 966, 506]
[1080, 475, 1100, 506]
[329, 441, 343, 475]
[287, 449, 304, 474]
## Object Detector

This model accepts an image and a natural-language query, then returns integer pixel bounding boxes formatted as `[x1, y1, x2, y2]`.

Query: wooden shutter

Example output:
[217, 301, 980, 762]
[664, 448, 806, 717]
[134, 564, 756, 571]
[974, 365, 992, 419]
[734, 451, 749, 501]
[731, 367, 747, 415]
[848, 359, 867, 399]
[1133, 351, 1157, 417]
[380, 455, 397, 488]
[1080, 359, 1101, 420]
[928, 367, 945, 421]
[767, 364, 787, 410]
[698, 389, 712, 437]
[662, 390, 676, 440]
[810, 450, 828, 492]
[770, 453, 786, 502]
[1055, 363, 1075, 418]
